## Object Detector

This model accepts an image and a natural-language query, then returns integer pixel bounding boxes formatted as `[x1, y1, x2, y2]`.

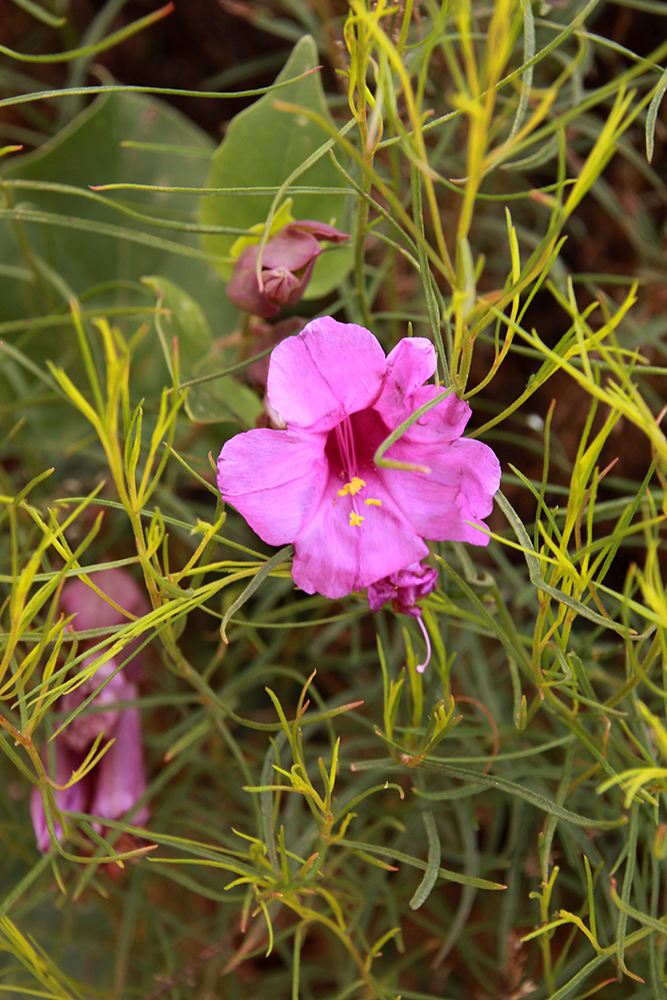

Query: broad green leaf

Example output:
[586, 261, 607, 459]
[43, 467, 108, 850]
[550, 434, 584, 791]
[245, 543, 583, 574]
[0, 91, 233, 329]
[141, 275, 262, 427]
[184, 372, 263, 427]
[199, 35, 354, 298]
[141, 275, 213, 373]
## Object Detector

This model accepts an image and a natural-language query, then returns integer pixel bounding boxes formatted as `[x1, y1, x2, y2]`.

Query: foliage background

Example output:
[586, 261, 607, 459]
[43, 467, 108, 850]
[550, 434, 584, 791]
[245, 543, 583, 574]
[2, 1, 667, 998]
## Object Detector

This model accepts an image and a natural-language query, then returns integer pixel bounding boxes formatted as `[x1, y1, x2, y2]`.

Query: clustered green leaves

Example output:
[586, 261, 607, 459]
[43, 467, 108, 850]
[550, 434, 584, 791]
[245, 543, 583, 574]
[1, 0, 667, 997]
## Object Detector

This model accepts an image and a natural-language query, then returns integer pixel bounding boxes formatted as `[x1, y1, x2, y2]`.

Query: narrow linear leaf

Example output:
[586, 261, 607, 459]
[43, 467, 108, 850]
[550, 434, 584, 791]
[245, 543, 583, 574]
[0, 4, 174, 63]
[0, 208, 229, 263]
[220, 546, 294, 641]
[351, 758, 626, 829]
[0, 69, 326, 112]
[646, 65, 667, 162]
[496, 490, 631, 635]
[9, 0, 66, 27]
[339, 840, 505, 890]
[610, 879, 667, 938]
[420, 762, 627, 830]
[409, 807, 441, 910]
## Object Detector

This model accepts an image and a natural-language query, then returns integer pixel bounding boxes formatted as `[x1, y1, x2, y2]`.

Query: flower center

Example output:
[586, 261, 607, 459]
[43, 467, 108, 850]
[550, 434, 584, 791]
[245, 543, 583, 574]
[326, 411, 388, 527]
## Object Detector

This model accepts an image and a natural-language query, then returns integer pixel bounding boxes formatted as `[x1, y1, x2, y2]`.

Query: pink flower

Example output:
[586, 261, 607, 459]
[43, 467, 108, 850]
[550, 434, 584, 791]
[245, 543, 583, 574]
[30, 739, 88, 854]
[217, 318, 501, 600]
[31, 569, 150, 852]
[227, 221, 349, 318]
[367, 561, 439, 618]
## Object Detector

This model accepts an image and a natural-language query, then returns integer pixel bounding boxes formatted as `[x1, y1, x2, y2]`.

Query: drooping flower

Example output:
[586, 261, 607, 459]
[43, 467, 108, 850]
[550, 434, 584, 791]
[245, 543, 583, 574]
[226, 221, 349, 318]
[31, 569, 150, 852]
[217, 318, 501, 600]
[367, 561, 439, 618]
[367, 560, 439, 672]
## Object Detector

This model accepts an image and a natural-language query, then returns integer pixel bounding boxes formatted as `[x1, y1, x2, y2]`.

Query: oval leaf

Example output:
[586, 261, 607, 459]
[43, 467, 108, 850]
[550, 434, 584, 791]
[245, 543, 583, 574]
[199, 35, 353, 298]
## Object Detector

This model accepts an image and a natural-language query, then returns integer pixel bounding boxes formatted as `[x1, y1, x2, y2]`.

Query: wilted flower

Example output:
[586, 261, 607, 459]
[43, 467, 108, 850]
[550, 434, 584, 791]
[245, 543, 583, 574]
[367, 561, 439, 618]
[226, 220, 349, 318]
[367, 561, 439, 672]
[217, 318, 501, 600]
[31, 569, 150, 853]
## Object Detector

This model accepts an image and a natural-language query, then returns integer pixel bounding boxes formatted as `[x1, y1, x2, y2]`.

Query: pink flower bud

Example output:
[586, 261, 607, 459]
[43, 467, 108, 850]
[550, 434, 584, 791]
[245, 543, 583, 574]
[227, 221, 349, 318]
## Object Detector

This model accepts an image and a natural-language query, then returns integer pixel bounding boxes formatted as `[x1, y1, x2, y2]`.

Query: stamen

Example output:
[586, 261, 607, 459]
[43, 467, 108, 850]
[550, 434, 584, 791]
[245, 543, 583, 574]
[338, 477, 366, 497]
[334, 419, 368, 528]
[334, 416, 359, 482]
[416, 616, 431, 673]
[364, 498, 382, 506]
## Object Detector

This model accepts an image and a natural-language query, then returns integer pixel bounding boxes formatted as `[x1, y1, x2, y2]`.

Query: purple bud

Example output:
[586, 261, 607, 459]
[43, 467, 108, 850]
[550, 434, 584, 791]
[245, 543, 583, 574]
[367, 561, 439, 618]
[227, 221, 349, 318]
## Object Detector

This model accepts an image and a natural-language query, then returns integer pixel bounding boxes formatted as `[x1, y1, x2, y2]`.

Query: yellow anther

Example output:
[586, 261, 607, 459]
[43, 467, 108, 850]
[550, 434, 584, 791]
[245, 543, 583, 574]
[364, 498, 382, 507]
[338, 477, 366, 497]
[349, 511, 365, 527]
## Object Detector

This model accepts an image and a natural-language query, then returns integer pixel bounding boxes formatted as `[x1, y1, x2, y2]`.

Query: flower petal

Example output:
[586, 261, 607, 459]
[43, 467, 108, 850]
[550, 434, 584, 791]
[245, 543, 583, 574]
[285, 259, 318, 306]
[226, 244, 278, 318]
[60, 656, 135, 753]
[380, 437, 501, 545]
[30, 742, 90, 852]
[90, 703, 149, 824]
[263, 266, 302, 307]
[262, 228, 321, 270]
[376, 337, 472, 445]
[289, 220, 349, 242]
[61, 568, 148, 631]
[292, 469, 428, 598]
[247, 317, 307, 391]
[217, 428, 329, 546]
[401, 387, 473, 445]
[366, 577, 398, 612]
[368, 561, 439, 617]
[385, 337, 437, 397]
[267, 318, 387, 432]
[60, 570, 149, 680]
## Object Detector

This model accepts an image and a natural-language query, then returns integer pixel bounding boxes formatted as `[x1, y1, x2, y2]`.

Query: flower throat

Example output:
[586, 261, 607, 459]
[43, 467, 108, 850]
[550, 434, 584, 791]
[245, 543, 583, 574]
[327, 412, 386, 527]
